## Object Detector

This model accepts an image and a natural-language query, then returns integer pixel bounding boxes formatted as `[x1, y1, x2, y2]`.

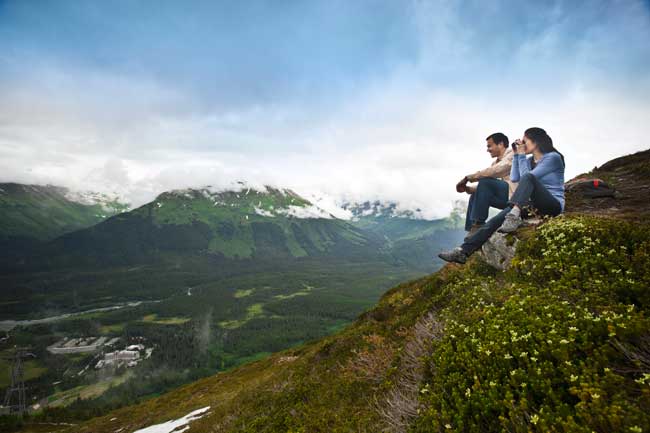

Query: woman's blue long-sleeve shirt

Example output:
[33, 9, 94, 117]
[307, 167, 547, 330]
[511, 152, 565, 211]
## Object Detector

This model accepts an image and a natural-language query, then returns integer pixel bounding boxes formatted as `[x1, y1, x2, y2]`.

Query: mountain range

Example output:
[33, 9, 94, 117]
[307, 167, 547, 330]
[0, 179, 465, 420]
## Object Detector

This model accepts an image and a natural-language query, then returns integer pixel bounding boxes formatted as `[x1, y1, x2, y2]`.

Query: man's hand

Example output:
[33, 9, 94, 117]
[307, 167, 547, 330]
[456, 177, 468, 193]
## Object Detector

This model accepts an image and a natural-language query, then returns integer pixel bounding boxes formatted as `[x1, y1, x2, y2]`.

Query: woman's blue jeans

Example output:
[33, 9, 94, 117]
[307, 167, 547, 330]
[461, 173, 562, 255]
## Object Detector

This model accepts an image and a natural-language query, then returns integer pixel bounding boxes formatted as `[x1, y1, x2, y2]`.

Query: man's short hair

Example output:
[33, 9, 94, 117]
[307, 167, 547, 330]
[486, 132, 509, 148]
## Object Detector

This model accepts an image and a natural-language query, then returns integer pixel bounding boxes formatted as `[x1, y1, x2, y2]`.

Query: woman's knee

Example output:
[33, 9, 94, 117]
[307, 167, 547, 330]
[521, 172, 535, 182]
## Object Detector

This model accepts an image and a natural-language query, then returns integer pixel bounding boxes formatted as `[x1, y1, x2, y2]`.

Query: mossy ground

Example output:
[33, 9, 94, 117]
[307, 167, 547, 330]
[413, 216, 650, 432]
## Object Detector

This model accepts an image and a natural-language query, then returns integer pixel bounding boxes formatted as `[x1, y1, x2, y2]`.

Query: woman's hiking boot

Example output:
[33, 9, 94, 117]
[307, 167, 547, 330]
[498, 213, 522, 233]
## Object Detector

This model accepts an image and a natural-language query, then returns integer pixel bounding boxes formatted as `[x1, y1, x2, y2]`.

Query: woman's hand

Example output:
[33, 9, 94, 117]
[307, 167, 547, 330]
[513, 139, 526, 155]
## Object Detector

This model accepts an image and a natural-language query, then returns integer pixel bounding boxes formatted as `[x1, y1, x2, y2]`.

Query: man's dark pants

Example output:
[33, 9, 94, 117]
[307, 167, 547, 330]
[465, 178, 509, 231]
[461, 173, 562, 255]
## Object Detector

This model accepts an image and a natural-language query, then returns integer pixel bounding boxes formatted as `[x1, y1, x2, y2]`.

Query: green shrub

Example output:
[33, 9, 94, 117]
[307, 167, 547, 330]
[412, 216, 650, 432]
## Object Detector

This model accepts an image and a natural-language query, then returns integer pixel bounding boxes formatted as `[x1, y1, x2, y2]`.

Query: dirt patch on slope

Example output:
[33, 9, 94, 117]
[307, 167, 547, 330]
[565, 149, 650, 220]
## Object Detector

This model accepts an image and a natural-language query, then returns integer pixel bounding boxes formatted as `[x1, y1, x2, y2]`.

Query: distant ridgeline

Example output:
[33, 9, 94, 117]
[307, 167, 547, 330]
[45, 149, 650, 433]
[0, 183, 464, 269]
[0, 183, 129, 243]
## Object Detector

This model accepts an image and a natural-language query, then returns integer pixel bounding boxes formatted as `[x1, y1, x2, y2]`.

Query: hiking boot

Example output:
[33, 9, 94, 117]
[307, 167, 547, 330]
[438, 247, 468, 264]
[464, 223, 484, 241]
[498, 213, 522, 233]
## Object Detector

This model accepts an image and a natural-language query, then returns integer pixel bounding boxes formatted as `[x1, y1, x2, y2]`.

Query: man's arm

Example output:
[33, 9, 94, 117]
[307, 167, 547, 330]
[466, 150, 513, 182]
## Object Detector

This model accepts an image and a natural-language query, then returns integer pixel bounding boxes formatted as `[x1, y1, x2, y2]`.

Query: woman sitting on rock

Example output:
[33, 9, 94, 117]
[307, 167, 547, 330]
[439, 127, 565, 264]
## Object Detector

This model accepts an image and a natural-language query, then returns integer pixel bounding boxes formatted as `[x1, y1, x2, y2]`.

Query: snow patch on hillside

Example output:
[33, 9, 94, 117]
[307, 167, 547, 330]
[254, 206, 274, 217]
[63, 189, 129, 213]
[342, 200, 427, 220]
[303, 193, 353, 220]
[276, 204, 334, 219]
[132, 406, 211, 433]
[203, 180, 268, 195]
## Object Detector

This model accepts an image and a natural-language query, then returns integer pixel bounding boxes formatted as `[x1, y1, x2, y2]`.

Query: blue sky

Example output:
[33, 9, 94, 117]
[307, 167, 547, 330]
[1, 0, 649, 215]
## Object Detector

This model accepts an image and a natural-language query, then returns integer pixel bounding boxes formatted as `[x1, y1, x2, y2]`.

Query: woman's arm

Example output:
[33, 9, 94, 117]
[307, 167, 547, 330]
[510, 154, 529, 182]
[530, 152, 563, 179]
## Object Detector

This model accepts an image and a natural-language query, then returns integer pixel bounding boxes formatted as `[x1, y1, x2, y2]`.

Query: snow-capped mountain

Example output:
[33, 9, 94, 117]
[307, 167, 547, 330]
[0, 182, 130, 242]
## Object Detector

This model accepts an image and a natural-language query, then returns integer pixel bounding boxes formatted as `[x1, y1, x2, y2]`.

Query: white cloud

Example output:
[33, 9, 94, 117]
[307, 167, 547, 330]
[1, 1, 649, 219]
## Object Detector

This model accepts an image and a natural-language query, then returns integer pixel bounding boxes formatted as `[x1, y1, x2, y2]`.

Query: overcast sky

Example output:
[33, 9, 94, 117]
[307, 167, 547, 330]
[1, 0, 649, 218]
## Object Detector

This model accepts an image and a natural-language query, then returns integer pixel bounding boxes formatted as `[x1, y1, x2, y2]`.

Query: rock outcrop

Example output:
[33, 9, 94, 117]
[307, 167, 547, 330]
[481, 232, 519, 270]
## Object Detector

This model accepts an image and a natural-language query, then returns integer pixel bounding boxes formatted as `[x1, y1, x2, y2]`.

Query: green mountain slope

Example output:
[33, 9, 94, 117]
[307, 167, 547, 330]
[29, 149, 649, 433]
[132, 185, 376, 260]
[12, 185, 385, 270]
[0, 183, 129, 242]
[345, 200, 466, 270]
[0, 185, 404, 318]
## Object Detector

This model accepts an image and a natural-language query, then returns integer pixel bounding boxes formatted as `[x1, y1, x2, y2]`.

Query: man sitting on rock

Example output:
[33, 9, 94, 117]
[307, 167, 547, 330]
[439, 127, 565, 265]
[456, 132, 515, 237]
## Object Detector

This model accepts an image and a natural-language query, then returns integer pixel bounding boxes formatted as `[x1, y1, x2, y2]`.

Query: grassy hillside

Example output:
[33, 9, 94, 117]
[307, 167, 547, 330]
[11, 150, 646, 432]
[0, 183, 128, 242]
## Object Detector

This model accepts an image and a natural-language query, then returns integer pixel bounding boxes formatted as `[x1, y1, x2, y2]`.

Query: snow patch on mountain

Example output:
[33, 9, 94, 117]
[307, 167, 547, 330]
[276, 204, 334, 219]
[132, 406, 211, 433]
[254, 206, 275, 217]
[203, 180, 269, 195]
[302, 193, 354, 220]
[63, 189, 130, 213]
[342, 200, 427, 220]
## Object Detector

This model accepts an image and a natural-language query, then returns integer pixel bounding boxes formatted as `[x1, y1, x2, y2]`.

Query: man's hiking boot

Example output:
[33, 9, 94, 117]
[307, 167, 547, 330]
[438, 247, 468, 264]
[464, 223, 484, 241]
[498, 213, 522, 233]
